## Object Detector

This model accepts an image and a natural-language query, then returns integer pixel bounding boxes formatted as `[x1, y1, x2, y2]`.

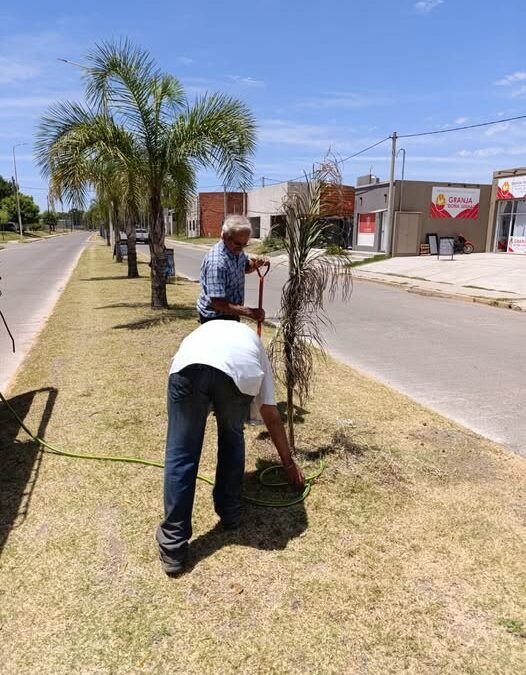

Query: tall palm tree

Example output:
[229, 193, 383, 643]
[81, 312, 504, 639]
[269, 160, 353, 452]
[36, 39, 256, 308]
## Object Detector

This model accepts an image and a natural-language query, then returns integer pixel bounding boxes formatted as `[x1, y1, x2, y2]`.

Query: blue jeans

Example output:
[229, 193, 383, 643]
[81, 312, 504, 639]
[156, 365, 252, 560]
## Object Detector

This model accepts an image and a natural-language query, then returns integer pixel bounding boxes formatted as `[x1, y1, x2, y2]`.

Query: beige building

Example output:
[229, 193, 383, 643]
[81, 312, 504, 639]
[354, 176, 492, 256]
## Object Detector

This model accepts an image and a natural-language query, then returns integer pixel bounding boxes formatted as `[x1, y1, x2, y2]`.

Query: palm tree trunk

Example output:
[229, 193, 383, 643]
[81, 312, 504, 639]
[149, 193, 168, 309]
[126, 229, 139, 278]
[114, 220, 123, 263]
[105, 225, 110, 246]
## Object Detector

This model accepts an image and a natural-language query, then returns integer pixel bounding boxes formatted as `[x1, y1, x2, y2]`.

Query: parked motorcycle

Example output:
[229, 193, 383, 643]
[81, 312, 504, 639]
[454, 233, 474, 254]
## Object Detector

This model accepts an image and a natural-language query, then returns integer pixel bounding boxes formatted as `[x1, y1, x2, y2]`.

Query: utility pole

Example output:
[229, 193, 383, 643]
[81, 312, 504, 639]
[396, 147, 406, 212]
[384, 132, 397, 255]
[12, 143, 27, 241]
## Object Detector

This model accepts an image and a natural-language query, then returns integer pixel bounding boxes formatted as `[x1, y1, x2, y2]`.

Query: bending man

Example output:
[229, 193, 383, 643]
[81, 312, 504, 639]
[156, 320, 304, 576]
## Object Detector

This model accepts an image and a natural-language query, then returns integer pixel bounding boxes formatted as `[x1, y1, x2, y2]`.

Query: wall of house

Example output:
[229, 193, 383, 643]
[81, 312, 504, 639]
[353, 182, 389, 250]
[321, 184, 355, 217]
[198, 192, 244, 238]
[246, 183, 291, 239]
[185, 195, 199, 238]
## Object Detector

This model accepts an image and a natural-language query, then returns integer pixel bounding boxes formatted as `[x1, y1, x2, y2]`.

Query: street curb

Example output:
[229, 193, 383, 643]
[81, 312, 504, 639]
[353, 272, 526, 313]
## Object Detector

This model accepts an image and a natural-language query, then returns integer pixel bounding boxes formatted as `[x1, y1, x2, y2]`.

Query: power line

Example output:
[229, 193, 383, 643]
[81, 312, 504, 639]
[254, 136, 391, 189]
[398, 113, 526, 139]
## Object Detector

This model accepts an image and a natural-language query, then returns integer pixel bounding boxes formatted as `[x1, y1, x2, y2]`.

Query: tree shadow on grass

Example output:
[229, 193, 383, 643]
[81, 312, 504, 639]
[95, 302, 153, 310]
[0, 388, 57, 558]
[255, 401, 309, 441]
[112, 305, 198, 330]
[187, 458, 307, 571]
[80, 276, 132, 281]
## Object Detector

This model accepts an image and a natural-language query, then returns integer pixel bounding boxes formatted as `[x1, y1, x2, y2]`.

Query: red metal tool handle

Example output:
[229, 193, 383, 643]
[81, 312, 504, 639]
[256, 261, 270, 337]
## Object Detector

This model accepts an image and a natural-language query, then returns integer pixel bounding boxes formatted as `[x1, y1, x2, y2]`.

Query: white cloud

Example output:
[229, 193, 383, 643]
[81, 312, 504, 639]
[485, 121, 511, 136]
[414, 0, 444, 13]
[258, 119, 342, 149]
[454, 116, 469, 124]
[495, 71, 526, 86]
[177, 56, 193, 65]
[511, 85, 526, 98]
[227, 75, 265, 87]
[298, 91, 392, 110]
[0, 57, 40, 84]
[457, 147, 502, 158]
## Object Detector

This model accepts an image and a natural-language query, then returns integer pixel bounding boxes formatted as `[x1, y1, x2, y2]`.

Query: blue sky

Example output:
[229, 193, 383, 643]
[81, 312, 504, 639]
[1, 0, 526, 210]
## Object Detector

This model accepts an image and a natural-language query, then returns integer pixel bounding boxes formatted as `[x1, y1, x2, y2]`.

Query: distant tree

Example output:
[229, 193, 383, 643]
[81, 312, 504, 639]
[41, 210, 58, 231]
[0, 175, 14, 202]
[0, 193, 40, 225]
[69, 208, 84, 228]
[0, 207, 9, 224]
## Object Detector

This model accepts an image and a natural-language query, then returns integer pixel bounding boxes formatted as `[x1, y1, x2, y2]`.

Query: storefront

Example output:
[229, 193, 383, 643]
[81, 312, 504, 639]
[491, 173, 526, 254]
[354, 177, 491, 255]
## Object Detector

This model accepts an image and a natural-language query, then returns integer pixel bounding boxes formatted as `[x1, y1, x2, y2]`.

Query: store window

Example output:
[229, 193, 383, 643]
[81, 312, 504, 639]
[495, 199, 526, 253]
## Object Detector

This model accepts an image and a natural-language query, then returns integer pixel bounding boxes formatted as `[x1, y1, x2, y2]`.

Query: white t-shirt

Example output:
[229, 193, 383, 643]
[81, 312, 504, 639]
[169, 321, 276, 410]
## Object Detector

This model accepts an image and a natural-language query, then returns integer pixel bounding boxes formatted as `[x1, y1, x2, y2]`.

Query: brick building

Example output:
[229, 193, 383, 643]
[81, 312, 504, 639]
[186, 192, 245, 238]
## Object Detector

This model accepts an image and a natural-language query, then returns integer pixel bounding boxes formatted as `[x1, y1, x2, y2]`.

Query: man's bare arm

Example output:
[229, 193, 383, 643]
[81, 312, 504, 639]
[259, 404, 304, 487]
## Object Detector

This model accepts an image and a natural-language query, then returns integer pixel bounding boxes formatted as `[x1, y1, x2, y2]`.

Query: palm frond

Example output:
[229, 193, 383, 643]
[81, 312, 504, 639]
[84, 39, 160, 145]
[168, 93, 256, 190]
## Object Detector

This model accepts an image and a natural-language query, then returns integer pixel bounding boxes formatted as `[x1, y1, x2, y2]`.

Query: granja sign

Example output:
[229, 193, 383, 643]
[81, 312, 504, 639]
[430, 187, 480, 219]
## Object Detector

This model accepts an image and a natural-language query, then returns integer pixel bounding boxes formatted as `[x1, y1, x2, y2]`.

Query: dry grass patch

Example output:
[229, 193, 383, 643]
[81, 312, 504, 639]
[0, 240, 525, 674]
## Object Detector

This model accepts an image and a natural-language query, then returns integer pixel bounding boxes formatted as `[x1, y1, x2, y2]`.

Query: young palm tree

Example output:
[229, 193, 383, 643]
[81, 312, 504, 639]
[269, 160, 353, 452]
[36, 39, 256, 308]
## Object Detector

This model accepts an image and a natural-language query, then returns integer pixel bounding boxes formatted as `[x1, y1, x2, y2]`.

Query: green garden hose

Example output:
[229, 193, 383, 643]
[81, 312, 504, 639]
[0, 390, 324, 507]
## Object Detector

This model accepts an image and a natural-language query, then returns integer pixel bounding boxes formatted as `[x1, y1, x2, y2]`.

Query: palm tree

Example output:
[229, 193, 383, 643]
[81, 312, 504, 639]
[269, 159, 353, 452]
[42, 125, 142, 276]
[36, 39, 256, 308]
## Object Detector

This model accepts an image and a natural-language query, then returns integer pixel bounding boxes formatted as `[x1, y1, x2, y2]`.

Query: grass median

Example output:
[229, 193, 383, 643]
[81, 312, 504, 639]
[1, 239, 525, 674]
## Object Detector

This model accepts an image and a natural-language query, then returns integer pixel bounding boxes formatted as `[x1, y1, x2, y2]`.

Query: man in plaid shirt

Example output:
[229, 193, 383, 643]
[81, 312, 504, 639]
[197, 215, 268, 323]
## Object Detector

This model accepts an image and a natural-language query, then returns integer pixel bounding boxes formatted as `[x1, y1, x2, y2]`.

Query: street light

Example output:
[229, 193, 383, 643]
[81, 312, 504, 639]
[12, 143, 28, 241]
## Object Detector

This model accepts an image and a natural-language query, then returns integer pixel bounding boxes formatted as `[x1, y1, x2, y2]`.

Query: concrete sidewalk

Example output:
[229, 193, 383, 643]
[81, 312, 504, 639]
[351, 253, 526, 312]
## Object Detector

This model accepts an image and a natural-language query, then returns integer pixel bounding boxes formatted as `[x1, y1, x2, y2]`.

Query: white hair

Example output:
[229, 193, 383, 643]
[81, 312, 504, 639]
[221, 214, 252, 238]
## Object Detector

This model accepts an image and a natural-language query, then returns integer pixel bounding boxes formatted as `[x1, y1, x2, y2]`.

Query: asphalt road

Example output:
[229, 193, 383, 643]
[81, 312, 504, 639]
[154, 242, 526, 457]
[0, 232, 90, 393]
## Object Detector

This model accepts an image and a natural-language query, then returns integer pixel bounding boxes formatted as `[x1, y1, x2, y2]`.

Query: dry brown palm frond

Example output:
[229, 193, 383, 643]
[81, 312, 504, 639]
[269, 158, 353, 451]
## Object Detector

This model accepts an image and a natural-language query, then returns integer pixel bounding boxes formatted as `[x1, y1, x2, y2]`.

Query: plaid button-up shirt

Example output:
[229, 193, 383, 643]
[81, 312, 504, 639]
[197, 241, 248, 318]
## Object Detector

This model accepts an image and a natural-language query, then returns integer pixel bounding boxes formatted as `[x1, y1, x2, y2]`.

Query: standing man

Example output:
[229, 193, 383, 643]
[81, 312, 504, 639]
[197, 215, 268, 324]
[156, 319, 305, 577]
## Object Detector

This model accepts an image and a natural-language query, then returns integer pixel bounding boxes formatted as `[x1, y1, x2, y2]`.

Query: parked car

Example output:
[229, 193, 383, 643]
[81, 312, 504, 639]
[0, 222, 17, 232]
[135, 228, 149, 244]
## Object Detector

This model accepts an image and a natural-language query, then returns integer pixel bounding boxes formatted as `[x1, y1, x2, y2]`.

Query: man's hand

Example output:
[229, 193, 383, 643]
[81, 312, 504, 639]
[252, 256, 269, 269]
[246, 307, 265, 323]
[246, 256, 269, 273]
[284, 460, 305, 487]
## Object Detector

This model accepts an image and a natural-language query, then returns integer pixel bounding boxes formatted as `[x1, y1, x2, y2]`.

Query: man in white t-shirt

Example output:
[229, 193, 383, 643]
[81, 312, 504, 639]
[156, 320, 304, 576]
